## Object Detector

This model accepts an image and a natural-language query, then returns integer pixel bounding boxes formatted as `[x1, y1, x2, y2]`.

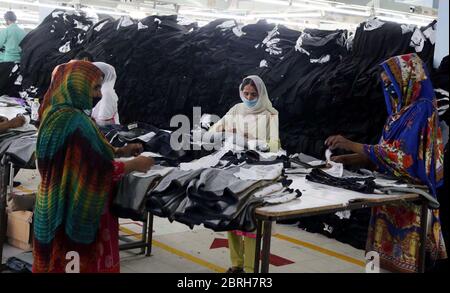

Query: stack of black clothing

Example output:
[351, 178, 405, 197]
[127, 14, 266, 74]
[0, 62, 21, 97]
[19, 10, 95, 98]
[16, 12, 437, 160]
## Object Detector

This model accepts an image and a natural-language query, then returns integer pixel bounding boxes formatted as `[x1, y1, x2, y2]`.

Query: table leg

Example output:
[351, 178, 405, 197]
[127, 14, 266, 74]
[0, 163, 6, 266]
[253, 219, 263, 273]
[418, 199, 429, 273]
[9, 162, 14, 194]
[146, 212, 153, 256]
[261, 221, 272, 273]
[140, 215, 148, 255]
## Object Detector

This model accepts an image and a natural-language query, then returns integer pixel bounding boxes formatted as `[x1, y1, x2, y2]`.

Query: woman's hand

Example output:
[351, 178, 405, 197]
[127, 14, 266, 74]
[124, 156, 155, 173]
[331, 153, 374, 169]
[116, 143, 144, 157]
[0, 116, 8, 123]
[8, 115, 26, 128]
[330, 155, 348, 164]
[325, 135, 356, 152]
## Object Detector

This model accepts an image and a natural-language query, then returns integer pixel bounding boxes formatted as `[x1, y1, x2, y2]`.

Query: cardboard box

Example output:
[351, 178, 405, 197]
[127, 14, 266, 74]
[6, 211, 33, 251]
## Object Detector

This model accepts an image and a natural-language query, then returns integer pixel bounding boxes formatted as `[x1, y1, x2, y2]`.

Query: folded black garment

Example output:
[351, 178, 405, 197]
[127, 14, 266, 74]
[0, 62, 19, 96]
[146, 169, 204, 219]
[112, 174, 161, 221]
[147, 189, 187, 220]
[202, 196, 264, 232]
[306, 168, 376, 194]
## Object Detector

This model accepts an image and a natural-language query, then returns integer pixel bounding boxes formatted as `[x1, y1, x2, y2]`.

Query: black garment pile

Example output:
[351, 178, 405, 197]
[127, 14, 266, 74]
[4, 13, 434, 158]
[99, 122, 214, 164]
[114, 153, 292, 231]
[306, 168, 376, 194]
[433, 55, 449, 125]
[18, 10, 94, 98]
[142, 166, 271, 232]
[13, 12, 436, 159]
[266, 20, 436, 158]
[0, 62, 21, 97]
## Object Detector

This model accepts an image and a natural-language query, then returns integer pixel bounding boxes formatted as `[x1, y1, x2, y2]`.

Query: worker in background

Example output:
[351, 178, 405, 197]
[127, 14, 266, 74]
[91, 62, 120, 126]
[73, 51, 94, 62]
[209, 75, 280, 273]
[0, 11, 26, 63]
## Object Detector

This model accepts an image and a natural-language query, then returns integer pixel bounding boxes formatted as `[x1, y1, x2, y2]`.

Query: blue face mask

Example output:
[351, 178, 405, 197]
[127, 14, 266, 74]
[241, 96, 258, 108]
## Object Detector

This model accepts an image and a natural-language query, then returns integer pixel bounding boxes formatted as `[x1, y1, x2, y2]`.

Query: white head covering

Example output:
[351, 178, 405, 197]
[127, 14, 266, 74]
[238, 75, 278, 115]
[92, 62, 120, 125]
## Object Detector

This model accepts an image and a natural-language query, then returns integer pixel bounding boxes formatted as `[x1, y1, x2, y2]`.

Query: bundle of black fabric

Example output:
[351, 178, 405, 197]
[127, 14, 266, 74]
[172, 167, 268, 231]
[81, 16, 300, 129]
[269, 18, 436, 159]
[99, 122, 187, 165]
[107, 18, 299, 129]
[17, 12, 436, 160]
[306, 168, 376, 193]
[19, 10, 95, 98]
[146, 165, 288, 232]
[0, 62, 21, 97]
[432, 55, 449, 125]
[259, 28, 350, 158]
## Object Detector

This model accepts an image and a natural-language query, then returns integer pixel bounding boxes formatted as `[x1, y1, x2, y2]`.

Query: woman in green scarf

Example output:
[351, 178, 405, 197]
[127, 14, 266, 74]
[33, 60, 154, 273]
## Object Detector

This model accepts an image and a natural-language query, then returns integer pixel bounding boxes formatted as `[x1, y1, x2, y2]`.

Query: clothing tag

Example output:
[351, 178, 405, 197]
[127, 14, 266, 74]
[325, 149, 332, 162]
[128, 123, 138, 130]
[324, 148, 343, 177]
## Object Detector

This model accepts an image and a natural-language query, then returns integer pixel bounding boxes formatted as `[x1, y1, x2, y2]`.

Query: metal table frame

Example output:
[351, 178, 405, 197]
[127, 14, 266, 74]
[118, 211, 153, 256]
[0, 155, 153, 269]
[253, 196, 429, 273]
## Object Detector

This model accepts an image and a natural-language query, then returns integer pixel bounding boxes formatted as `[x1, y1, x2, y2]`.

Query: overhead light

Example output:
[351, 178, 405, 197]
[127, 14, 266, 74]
[266, 18, 319, 29]
[1, 0, 75, 11]
[293, 3, 371, 17]
[248, 12, 323, 19]
[377, 15, 431, 27]
[252, 0, 371, 17]
[83, 7, 128, 17]
[376, 7, 436, 20]
[178, 10, 249, 20]
[253, 0, 290, 6]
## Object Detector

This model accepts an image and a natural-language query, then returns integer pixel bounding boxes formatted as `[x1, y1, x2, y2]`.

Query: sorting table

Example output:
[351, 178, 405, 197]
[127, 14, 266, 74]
[0, 155, 429, 273]
[253, 193, 424, 273]
[137, 173, 427, 273]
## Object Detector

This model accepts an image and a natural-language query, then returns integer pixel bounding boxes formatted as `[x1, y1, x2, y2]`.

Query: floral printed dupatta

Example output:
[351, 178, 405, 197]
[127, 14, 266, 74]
[364, 53, 447, 272]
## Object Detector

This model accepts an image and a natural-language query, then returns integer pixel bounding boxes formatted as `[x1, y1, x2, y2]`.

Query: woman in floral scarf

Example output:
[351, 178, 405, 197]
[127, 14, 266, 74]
[325, 53, 446, 272]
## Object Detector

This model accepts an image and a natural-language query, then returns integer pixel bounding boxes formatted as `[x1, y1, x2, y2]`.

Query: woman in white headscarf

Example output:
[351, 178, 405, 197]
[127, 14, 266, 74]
[92, 62, 120, 126]
[209, 75, 280, 152]
[209, 75, 280, 273]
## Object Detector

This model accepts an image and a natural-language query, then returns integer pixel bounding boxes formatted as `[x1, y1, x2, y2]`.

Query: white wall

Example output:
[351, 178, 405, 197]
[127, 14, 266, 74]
[39, 7, 54, 24]
[434, 0, 449, 68]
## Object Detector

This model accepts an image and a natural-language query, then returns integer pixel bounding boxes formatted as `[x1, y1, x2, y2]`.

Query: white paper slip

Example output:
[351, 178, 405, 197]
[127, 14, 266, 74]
[133, 166, 175, 178]
[140, 151, 163, 158]
[137, 132, 156, 142]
